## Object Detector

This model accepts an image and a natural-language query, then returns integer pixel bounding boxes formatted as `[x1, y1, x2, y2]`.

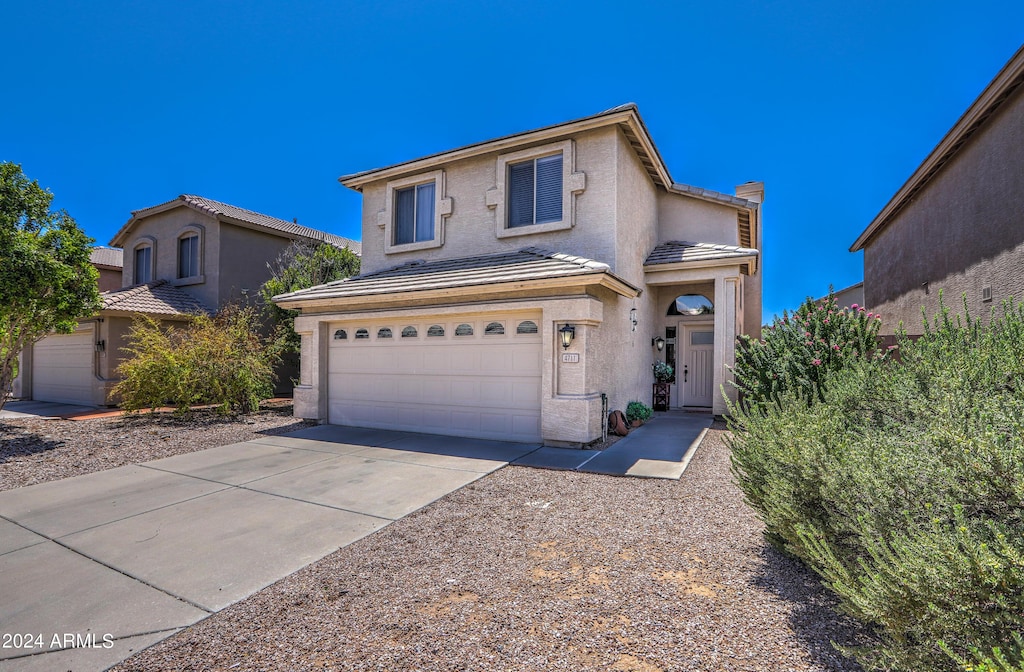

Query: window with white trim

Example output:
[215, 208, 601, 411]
[508, 154, 562, 227]
[381, 170, 450, 254]
[394, 183, 435, 245]
[491, 139, 584, 238]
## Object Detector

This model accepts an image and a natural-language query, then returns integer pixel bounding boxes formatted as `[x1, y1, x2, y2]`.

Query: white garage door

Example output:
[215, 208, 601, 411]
[32, 331, 95, 405]
[328, 315, 542, 442]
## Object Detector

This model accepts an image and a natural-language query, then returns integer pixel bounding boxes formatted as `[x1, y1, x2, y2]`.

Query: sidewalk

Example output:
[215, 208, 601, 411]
[512, 411, 713, 479]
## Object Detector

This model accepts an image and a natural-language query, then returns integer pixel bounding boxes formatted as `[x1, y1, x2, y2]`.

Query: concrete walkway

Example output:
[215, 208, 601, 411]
[0, 400, 98, 420]
[0, 425, 538, 672]
[513, 411, 714, 479]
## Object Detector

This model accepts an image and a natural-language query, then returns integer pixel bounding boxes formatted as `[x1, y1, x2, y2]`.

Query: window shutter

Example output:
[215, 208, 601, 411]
[415, 182, 435, 242]
[534, 154, 562, 224]
[508, 161, 535, 227]
[395, 186, 415, 245]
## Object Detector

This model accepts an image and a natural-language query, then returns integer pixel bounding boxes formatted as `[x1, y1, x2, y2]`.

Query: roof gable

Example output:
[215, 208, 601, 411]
[109, 195, 361, 254]
[851, 44, 1024, 251]
[338, 105, 759, 213]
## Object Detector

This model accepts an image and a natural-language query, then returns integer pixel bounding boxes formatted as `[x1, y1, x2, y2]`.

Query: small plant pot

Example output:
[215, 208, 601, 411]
[630, 419, 642, 428]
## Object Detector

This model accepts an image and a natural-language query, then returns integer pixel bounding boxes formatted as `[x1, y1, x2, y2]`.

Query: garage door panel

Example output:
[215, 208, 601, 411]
[328, 315, 542, 442]
[32, 332, 95, 405]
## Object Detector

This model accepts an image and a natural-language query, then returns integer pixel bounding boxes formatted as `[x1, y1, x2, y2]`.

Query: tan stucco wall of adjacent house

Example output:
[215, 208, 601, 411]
[864, 82, 1024, 335]
[121, 208, 222, 308]
[357, 126, 623, 276]
[217, 222, 296, 307]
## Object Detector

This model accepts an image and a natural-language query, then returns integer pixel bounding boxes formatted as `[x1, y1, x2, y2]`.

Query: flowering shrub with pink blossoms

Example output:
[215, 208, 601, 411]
[732, 290, 886, 407]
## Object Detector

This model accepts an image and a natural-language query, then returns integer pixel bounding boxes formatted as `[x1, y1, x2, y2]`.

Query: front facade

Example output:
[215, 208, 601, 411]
[277, 105, 763, 446]
[852, 45, 1024, 335]
[19, 196, 359, 406]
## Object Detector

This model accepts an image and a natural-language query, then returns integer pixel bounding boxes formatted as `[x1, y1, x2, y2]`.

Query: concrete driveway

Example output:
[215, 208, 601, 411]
[0, 425, 538, 671]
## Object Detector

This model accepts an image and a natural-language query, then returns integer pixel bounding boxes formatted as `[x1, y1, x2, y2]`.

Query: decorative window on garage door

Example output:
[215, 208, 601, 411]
[516, 320, 539, 335]
[427, 325, 445, 337]
[455, 323, 474, 336]
[484, 322, 505, 335]
[377, 328, 393, 339]
[354, 328, 369, 339]
[401, 326, 418, 338]
[333, 329, 348, 340]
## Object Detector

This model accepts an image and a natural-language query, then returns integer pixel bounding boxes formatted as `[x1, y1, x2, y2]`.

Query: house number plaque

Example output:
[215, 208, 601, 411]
[561, 353, 580, 363]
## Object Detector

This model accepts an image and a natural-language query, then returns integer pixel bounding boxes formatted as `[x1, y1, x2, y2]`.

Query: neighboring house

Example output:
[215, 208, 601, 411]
[90, 246, 124, 292]
[274, 104, 764, 446]
[851, 44, 1024, 335]
[816, 281, 864, 311]
[18, 195, 359, 406]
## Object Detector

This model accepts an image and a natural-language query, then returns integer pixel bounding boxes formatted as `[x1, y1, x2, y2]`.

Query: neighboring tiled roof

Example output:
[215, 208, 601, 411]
[100, 280, 211, 316]
[644, 241, 759, 266]
[274, 247, 633, 303]
[111, 195, 361, 254]
[668, 183, 758, 210]
[90, 246, 123, 268]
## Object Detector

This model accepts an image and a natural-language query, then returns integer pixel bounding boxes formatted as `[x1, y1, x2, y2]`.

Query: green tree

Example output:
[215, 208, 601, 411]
[259, 241, 360, 352]
[0, 162, 100, 411]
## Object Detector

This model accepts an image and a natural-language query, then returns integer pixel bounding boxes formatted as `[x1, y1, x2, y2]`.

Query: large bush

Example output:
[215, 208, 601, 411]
[733, 292, 886, 407]
[114, 306, 280, 415]
[729, 299, 1024, 672]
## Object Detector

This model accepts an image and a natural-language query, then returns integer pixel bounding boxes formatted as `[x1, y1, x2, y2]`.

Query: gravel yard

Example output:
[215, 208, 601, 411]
[111, 425, 869, 672]
[0, 405, 315, 491]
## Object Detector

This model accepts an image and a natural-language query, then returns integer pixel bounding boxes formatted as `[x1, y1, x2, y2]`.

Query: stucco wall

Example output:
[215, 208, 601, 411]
[864, 84, 1024, 335]
[217, 222, 294, 308]
[121, 208, 222, 308]
[97, 267, 122, 292]
[358, 126, 622, 275]
[656, 192, 740, 248]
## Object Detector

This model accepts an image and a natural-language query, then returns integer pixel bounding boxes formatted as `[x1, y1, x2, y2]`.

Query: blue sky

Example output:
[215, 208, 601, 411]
[3, 1, 1022, 321]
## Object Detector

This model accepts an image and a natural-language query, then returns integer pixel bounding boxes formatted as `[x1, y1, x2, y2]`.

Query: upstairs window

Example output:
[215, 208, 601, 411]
[508, 154, 562, 228]
[134, 245, 152, 284]
[178, 234, 199, 279]
[394, 182, 435, 245]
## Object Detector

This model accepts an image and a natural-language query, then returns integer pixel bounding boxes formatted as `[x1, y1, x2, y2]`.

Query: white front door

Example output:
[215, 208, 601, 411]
[679, 324, 714, 408]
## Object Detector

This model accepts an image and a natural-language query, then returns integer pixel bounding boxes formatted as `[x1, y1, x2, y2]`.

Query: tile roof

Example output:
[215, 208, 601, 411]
[274, 247, 632, 304]
[644, 241, 759, 266]
[668, 183, 758, 210]
[100, 280, 211, 316]
[90, 246, 123, 268]
[112, 195, 361, 254]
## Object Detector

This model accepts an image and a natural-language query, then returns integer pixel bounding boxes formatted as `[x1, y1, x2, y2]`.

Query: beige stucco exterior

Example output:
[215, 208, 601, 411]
[281, 106, 764, 445]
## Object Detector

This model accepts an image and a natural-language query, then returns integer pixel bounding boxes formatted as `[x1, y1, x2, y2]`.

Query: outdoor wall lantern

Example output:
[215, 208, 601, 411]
[95, 340, 105, 353]
[652, 336, 666, 352]
[559, 324, 576, 350]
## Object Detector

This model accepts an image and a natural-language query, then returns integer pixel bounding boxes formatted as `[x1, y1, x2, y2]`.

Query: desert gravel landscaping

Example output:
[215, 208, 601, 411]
[0, 405, 316, 491]
[106, 423, 869, 672]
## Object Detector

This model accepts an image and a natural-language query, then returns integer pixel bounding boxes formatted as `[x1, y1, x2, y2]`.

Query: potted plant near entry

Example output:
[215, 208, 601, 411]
[626, 401, 653, 427]
[652, 362, 673, 411]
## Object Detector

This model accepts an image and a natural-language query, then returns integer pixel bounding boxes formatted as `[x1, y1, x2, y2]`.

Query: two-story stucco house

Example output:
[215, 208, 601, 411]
[274, 105, 763, 447]
[851, 45, 1024, 334]
[18, 195, 359, 406]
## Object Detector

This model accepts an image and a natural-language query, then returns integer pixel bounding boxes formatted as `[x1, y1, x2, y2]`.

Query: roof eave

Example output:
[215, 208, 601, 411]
[851, 44, 1024, 252]
[338, 106, 671, 191]
[274, 271, 640, 311]
[644, 254, 758, 275]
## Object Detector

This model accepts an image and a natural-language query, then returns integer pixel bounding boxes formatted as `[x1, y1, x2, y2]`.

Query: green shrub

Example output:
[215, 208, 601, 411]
[733, 291, 887, 407]
[625, 401, 652, 424]
[114, 305, 280, 415]
[729, 299, 1024, 671]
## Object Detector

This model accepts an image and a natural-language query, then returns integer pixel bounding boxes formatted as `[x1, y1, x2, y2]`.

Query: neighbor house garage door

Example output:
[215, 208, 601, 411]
[32, 331, 95, 405]
[328, 315, 542, 442]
